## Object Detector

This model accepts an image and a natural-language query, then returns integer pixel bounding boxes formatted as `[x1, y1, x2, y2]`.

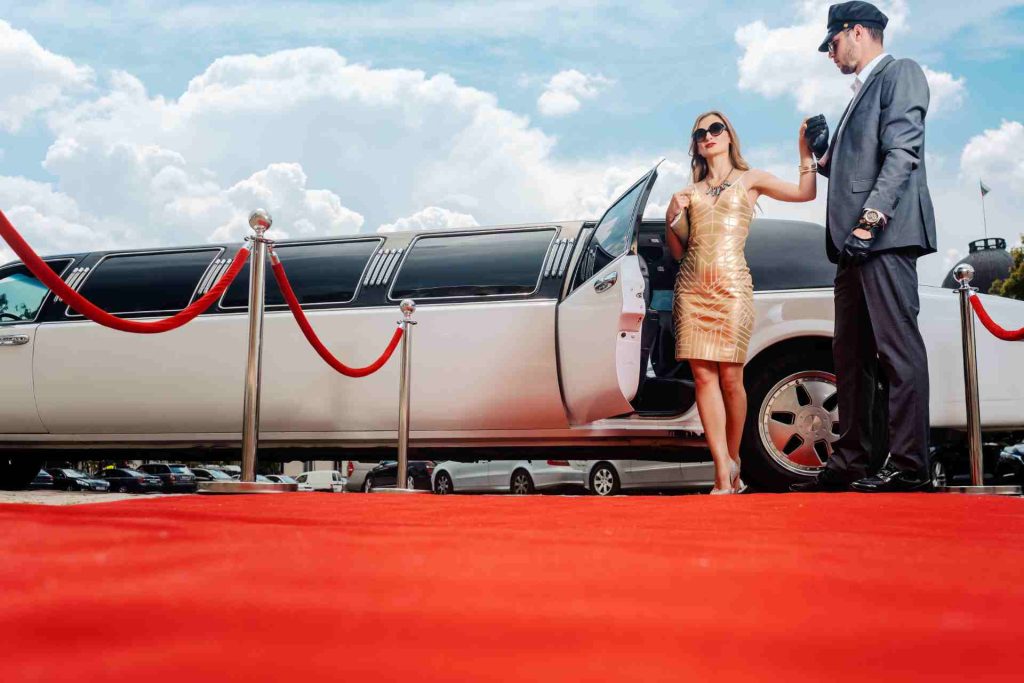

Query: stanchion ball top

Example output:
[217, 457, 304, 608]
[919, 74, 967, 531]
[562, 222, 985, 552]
[954, 263, 975, 284]
[400, 299, 416, 316]
[249, 209, 273, 231]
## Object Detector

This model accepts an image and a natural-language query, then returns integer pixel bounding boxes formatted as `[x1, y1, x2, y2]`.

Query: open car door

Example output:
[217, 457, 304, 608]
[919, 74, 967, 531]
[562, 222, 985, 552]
[557, 164, 660, 425]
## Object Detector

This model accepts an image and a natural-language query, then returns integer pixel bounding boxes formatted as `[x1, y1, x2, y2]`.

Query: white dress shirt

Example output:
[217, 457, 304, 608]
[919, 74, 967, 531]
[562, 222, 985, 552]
[819, 52, 890, 167]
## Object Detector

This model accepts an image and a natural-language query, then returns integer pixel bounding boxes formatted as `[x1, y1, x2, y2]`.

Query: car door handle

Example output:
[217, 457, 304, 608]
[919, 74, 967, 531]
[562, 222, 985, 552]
[594, 271, 618, 293]
[0, 334, 30, 346]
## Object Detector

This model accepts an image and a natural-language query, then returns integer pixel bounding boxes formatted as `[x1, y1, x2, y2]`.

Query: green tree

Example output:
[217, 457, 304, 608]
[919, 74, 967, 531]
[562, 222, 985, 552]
[989, 234, 1024, 300]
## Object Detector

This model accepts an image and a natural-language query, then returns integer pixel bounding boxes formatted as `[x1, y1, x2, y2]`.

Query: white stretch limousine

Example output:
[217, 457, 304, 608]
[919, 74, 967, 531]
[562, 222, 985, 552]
[2, 166, 1023, 490]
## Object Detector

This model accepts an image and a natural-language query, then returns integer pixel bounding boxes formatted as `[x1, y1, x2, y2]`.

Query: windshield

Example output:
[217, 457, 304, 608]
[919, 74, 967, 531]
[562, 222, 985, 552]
[63, 469, 88, 478]
[205, 469, 233, 480]
[274, 475, 297, 484]
[169, 465, 190, 473]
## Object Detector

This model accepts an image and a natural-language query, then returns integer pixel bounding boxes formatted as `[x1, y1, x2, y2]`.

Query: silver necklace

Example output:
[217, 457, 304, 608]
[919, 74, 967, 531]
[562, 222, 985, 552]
[705, 170, 735, 197]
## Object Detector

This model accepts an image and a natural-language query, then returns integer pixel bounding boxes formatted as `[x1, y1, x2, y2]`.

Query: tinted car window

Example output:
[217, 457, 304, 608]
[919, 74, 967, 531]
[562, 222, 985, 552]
[745, 221, 834, 290]
[593, 181, 646, 261]
[221, 239, 380, 309]
[0, 261, 71, 323]
[391, 229, 555, 300]
[74, 250, 220, 315]
[169, 465, 189, 473]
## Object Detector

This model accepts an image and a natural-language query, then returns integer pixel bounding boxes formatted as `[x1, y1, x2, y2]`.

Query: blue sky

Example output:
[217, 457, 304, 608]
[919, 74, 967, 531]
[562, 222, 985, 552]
[1, 0, 1022, 284]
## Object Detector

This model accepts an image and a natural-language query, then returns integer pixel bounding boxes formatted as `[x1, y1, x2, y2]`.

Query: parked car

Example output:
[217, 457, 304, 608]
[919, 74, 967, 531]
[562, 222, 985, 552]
[137, 463, 198, 493]
[264, 474, 313, 491]
[340, 460, 378, 492]
[294, 470, 346, 492]
[579, 460, 716, 496]
[29, 469, 54, 489]
[94, 468, 163, 493]
[191, 467, 235, 482]
[431, 460, 588, 495]
[3, 165, 1024, 490]
[45, 468, 111, 492]
[363, 461, 434, 491]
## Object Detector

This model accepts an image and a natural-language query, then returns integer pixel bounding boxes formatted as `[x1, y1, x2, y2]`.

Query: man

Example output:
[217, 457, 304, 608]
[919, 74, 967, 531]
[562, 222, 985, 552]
[793, 1, 937, 493]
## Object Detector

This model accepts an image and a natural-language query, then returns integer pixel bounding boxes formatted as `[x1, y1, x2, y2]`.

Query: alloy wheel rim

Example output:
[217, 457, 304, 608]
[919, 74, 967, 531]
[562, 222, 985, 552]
[931, 461, 947, 488]
[436, 475, 450, 494]
[593, 468, 614, 496]
[512, 473, 529, 494]
[758, 370, 840, 475]
[407, 475, 415, 489]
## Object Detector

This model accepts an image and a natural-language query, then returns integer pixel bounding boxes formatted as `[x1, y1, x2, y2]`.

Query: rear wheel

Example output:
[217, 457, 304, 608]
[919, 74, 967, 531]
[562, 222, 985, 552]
[510, 470, 535, 495]
[434, 471, 454, 495]
[930, 459, 948, 488]
[363, 477, 373, 493]
[742, 352, 839, 491]
[116, 485, 129, 494]
[0, 456, 43, 490]
[589, 463, 621, 496]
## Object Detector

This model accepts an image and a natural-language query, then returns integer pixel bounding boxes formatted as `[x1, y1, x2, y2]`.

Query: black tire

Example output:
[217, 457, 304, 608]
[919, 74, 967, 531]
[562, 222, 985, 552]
[741, 351, 840, 491]
[116, 485, 129, 494]
[0, 456, 44, 490]
[362, 477, 373, 493]
[510, 469, 535, 495]
[433, 471, 454, 495]
[589, 462, 620, 496]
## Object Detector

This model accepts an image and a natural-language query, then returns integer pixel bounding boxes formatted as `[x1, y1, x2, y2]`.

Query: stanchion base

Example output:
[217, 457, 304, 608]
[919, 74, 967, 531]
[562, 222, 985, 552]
[935, 485, 1021, 496]
[369, 487, 431, 495]
[198, 481, 298, 494]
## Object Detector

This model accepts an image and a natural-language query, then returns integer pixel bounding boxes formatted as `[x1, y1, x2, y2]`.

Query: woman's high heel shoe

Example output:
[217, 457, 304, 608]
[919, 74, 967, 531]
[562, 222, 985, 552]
[730, 459, 748, 494]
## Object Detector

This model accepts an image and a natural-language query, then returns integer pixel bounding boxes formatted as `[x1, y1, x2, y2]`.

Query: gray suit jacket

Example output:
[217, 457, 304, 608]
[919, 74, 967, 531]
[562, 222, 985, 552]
[819, 56, 937, 263]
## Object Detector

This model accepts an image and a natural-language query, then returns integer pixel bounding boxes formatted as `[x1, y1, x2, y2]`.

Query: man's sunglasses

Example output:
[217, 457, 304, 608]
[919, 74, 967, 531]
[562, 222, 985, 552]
[692, 122, 727, 143]
[827, 27, 854, 56]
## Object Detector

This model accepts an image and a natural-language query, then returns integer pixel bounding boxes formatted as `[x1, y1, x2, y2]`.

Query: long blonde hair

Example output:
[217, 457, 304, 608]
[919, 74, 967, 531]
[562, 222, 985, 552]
[689, 110, 750, 183]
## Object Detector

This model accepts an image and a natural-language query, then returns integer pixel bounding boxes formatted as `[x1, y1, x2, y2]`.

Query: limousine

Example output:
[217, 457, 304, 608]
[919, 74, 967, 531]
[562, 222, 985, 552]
[2, 165, 1023, 490]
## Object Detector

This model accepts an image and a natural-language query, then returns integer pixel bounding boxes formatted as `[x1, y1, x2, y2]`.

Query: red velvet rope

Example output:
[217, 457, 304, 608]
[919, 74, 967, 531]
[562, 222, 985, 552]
[1, 209, 249, 334]
[969, 294, 1024, 342]
[271, 259, 404, 377]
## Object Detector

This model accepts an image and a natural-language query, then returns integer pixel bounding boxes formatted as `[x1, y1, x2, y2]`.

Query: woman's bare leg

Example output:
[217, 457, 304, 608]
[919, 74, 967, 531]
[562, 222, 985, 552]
[718, 362, 747, 464]
[690, 359, 732, 490]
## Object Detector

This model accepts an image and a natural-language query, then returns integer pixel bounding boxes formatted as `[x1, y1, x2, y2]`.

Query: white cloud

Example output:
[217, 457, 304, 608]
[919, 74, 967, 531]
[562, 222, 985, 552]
[537, 69, 613, 117]
[0, 19, 94, 132]
[959, 120, 1024, 194]
[735, 0, 964, 118]
[377, 206, 478, 233]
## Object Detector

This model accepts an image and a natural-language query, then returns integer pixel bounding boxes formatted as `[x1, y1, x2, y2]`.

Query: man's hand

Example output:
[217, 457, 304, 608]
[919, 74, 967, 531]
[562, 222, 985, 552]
[839, 222, 878, 267]
[804, 114, 829, 159]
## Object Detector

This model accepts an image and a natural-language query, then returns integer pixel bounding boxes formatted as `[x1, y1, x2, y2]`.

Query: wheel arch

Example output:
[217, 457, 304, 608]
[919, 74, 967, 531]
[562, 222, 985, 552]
[746, 335, 833, 376]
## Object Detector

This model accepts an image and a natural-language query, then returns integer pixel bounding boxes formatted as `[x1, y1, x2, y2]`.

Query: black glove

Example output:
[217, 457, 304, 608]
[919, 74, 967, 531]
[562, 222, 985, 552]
[839, 221, 879, 267]
[804, 114, 829, 159]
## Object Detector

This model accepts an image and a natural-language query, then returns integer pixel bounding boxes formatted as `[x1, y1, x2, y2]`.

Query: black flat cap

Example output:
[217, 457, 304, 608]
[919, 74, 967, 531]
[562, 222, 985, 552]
[818, 1, 889, 52]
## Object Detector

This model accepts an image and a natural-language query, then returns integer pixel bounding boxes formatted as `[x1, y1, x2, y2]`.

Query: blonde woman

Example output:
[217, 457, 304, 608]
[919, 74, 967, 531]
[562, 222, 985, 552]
[665, 111, 817, 494]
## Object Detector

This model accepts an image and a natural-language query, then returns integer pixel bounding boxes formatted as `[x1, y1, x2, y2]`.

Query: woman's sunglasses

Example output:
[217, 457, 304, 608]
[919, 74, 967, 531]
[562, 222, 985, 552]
[692, 121, 727, 143]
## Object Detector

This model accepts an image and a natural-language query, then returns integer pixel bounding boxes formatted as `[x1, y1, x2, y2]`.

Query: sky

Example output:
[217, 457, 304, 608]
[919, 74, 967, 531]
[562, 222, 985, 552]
[1, 0, 1022, 285]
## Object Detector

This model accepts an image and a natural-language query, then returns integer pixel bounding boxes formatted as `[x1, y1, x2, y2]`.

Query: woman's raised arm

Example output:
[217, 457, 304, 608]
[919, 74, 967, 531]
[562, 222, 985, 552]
[747, 119, 817, 203]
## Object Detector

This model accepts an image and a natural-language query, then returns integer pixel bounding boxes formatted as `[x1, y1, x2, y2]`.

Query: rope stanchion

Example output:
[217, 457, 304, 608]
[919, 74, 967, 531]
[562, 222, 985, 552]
[969, 293, 1024, 341]
[0, 209, 249, 334]
[270, 254, 403, 377]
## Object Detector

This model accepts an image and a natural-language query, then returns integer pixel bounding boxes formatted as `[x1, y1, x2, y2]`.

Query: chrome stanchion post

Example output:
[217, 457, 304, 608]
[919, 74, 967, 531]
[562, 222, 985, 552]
[937, 264, 1020, 495]
[396, 299, 417, 491]
[198, 209, 295, 494]
[240, 209, 272, 483]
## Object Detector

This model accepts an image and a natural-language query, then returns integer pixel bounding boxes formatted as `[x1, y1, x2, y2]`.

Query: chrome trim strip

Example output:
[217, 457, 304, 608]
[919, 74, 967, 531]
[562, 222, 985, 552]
[65, 247, 224, 318]
[379, 248, 404, 286]
[555, 237, 576, 276]
[196, 259, 225, 295]
[386, 226, 559, 303]
[218, 236, 384, 310]
[363, 250, 388, 286]
[55, 266, 90, 303]
[542, 240, 561, 278]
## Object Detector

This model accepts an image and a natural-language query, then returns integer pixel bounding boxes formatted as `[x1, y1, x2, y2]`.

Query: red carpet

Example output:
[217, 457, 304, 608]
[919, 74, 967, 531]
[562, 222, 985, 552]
[2, 493, 1023, 682]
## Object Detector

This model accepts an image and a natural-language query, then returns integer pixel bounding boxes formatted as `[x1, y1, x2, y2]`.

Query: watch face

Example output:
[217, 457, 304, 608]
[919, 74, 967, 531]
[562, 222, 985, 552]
[864, 210, 881, 224]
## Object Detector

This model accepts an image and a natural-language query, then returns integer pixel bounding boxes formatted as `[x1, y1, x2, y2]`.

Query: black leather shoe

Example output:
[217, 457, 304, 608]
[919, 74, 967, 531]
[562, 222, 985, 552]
[850, 465, 931, 493]
[790, 467, 854, 492]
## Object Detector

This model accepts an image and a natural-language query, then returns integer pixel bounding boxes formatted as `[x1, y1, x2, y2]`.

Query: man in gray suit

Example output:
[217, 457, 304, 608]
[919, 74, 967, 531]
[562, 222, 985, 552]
[792, 1, 937, 493]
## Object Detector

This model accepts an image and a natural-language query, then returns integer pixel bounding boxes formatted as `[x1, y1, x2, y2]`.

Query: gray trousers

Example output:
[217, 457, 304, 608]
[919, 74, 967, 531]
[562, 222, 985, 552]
[829, 249, 931, 476]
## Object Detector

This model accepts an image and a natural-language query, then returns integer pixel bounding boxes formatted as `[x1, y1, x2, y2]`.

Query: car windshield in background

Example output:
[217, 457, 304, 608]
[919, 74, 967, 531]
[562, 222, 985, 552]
[169, 465, 190, 473]
[128, 470, 148, 478]
[275, 476, 297, 484]
[63, 470, 88, 478]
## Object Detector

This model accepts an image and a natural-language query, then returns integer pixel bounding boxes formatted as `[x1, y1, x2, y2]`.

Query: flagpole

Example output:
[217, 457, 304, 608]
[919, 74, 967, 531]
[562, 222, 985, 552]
[981, 193, 989, 239]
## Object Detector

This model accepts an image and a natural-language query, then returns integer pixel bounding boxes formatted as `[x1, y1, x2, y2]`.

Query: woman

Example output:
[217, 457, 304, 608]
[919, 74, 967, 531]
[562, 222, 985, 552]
[665, 111, 817, 494]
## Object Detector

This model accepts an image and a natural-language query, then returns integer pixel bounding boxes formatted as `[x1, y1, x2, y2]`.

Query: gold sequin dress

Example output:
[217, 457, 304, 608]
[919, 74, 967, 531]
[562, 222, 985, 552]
[672, 173, 755, 364]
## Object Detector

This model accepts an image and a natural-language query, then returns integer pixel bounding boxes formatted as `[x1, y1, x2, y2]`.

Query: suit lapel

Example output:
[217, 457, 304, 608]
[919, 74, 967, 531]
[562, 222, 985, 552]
[828, 55, 894, 157]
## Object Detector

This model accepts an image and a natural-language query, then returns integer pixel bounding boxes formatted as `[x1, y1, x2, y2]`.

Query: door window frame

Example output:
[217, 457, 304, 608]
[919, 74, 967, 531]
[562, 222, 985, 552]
[64, 247, 224, 318]
[218, 237, 384, 311]
[386, 226, 559, 303]
[0, 258, 75, 325]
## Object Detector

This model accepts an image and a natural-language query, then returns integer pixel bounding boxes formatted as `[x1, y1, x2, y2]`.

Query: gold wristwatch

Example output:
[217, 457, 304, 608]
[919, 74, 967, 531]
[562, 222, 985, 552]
[861, 208, 883, 227]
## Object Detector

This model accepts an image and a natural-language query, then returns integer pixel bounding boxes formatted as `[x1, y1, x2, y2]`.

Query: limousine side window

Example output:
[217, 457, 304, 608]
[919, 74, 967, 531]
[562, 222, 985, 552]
[70, 249, 221, 316]
[389, 229, 556, 300]
[220, 239, 381, 309]
[592, 180, 646, 262]
[0, 261, 72, 323]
